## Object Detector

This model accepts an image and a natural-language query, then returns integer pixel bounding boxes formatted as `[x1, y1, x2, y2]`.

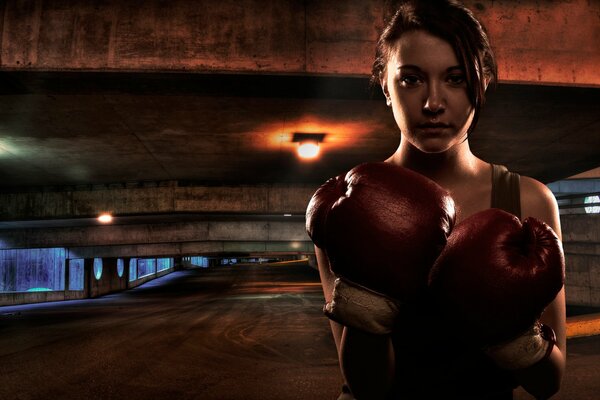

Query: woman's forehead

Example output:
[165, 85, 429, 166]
[389, 30, 461, 71]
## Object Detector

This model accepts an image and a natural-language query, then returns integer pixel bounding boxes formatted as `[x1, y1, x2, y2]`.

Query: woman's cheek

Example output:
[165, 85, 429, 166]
[392, 102, 414, 133]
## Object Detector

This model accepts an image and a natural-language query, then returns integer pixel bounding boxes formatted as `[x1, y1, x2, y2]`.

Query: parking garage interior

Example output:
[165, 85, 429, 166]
[1, 1, 599, 399]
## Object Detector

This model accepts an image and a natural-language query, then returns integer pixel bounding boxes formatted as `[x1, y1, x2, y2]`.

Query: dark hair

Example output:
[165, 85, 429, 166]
[372, 0, 497, 134]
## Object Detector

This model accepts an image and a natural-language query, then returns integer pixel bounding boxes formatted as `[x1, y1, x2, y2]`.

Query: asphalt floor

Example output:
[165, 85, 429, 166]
[0, 262, 598, 399]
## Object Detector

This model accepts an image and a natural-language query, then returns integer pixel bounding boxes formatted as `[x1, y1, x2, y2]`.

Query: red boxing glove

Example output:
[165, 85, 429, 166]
[306, 162, 456, 333]
[428, 208, 565, 369]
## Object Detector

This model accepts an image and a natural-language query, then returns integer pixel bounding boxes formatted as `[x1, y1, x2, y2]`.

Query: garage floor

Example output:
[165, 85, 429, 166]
[0, 262, 598, 400]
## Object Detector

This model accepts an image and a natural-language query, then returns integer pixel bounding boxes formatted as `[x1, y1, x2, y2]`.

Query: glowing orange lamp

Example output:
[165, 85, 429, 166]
[292, 133, 326, 160]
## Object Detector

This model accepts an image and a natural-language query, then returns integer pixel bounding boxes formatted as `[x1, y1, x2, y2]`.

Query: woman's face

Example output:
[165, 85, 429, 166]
[382, 30, 475, 154]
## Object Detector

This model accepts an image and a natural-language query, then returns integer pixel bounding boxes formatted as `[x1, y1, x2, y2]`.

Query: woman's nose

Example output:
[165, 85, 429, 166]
[423, 84, 446, 114]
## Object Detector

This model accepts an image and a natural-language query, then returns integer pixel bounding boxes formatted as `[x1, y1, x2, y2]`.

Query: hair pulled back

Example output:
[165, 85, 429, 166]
[372, 0, 497, 134]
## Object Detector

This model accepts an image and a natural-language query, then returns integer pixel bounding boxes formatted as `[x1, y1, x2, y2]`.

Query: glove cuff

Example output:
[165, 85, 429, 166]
[484, 322, 556, 370]
[323, 277, 401, 335]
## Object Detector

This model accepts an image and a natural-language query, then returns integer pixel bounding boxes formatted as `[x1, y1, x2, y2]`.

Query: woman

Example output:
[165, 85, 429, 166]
[314, 1, 566, 399]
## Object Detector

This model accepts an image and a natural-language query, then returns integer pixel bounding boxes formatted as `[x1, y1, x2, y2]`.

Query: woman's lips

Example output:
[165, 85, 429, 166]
[417, 122, 451, 134]
[418, 122, 451, 129]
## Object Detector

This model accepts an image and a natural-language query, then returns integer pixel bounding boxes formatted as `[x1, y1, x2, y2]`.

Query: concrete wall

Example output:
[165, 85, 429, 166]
[0, 184, 316, 220]
[0, 219, 310, 249]
[562, 214, 600, 307]
[4, 213, 598, 307]
[0, 290, 86, 307]
[1, 0, 598, 86]
[0, 216, 313, 262]
[0, 255, 177, 306]
[64, 240, 313, 260]
[0, 184, 316, 272]
[128, 263, 174, 290]
[87, 257, 128, 298]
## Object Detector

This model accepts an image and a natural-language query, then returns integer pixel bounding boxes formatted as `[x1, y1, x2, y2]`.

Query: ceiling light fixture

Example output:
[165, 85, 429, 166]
[292, 133, 326, 160]
[97, 213, 113, 223]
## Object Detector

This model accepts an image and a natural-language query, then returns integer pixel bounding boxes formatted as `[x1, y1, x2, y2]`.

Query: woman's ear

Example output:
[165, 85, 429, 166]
[380, 72, 392, 107]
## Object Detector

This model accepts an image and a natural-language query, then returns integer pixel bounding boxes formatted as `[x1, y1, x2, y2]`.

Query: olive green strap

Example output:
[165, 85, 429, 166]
[491, 164, 521, 219]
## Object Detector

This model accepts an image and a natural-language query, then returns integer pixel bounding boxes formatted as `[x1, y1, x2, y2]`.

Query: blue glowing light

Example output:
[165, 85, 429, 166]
[69, 259, 84, 290]
[137, 258, 156, 278]
[27, 287, 52, 292]
[129, 258, 137, 282]
[117, 258, 124, 278]
[1, 248, 66, 293]
[157, 258, 173, 272]
[189, 256, 209, 268]
[584, 195, 600, 214]
[93, 258, 103, 280]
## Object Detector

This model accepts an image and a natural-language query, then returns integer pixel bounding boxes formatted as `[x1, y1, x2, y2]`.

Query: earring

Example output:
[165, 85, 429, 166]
[386, 97, 392, 107]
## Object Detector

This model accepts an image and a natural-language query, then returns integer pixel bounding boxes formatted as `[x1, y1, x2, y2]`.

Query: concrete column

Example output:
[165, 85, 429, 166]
[84, 258, 93, 298]
[124, 257, 131, 289]
[65, 258, 71, 291]
[103, 257, 118, 293]
[174, 256, 183, 271]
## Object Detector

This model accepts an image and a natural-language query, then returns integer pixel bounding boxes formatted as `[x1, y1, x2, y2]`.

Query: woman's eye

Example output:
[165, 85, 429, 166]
[400, 75, 422, 86]
[447, 74, 466, 85]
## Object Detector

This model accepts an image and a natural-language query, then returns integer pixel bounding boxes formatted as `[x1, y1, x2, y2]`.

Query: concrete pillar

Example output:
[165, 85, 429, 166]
[84, 258, 93, 298]
[65, 258, 71, 291]
[123, 257, 131, 289]
[174, 256, 183, 271]
[103, 257, 118, 293]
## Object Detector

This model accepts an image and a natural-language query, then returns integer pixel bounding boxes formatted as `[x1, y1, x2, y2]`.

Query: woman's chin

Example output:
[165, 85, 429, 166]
[414, 141, 456, 154]
[406, 133, 467, 154]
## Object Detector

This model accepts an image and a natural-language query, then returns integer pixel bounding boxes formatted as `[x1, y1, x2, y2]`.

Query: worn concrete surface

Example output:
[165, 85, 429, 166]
[0, 219, 311, 249]
[562, 214, 600, 307]
[0, 262, 342, 400]
[2, 0, 598, 86]
[1, 261, 599, 399]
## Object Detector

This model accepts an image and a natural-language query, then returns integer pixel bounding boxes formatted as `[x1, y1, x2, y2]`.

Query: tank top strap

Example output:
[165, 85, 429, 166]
[491, 164, 521, 219]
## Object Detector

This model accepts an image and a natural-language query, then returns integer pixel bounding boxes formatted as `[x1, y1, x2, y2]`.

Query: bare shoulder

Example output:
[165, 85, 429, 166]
[519, 175, 562, 239]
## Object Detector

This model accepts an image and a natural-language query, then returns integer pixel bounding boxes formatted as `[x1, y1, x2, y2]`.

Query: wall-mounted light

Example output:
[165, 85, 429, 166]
[97, 213, 113, 223]
[292, 133, 326, 160]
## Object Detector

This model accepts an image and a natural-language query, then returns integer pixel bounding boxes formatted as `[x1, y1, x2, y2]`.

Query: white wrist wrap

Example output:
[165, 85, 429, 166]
[484, 323, 552, 370]
[323, 277, 401, 335]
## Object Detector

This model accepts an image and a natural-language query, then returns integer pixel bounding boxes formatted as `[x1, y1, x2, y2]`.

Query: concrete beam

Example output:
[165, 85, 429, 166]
[462, 0, 599, 87]
[1, 0, 597, 86]
[0, 219, 310, 249]
[65, 241, 314, 259]
[0, 184, 317, 220]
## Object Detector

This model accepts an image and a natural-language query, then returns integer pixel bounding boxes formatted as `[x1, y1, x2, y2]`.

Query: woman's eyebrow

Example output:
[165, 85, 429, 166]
[396, 65, 464, 72]
[396, 64, 421, 71]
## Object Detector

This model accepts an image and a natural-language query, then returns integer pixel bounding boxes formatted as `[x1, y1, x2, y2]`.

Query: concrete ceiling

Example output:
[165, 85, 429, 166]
[0, 0, 599, 243]
[0, 70, 598, 192]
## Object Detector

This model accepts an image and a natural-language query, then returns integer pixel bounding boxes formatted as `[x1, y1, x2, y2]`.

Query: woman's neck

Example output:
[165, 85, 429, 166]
[385, 139, 483, 188]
